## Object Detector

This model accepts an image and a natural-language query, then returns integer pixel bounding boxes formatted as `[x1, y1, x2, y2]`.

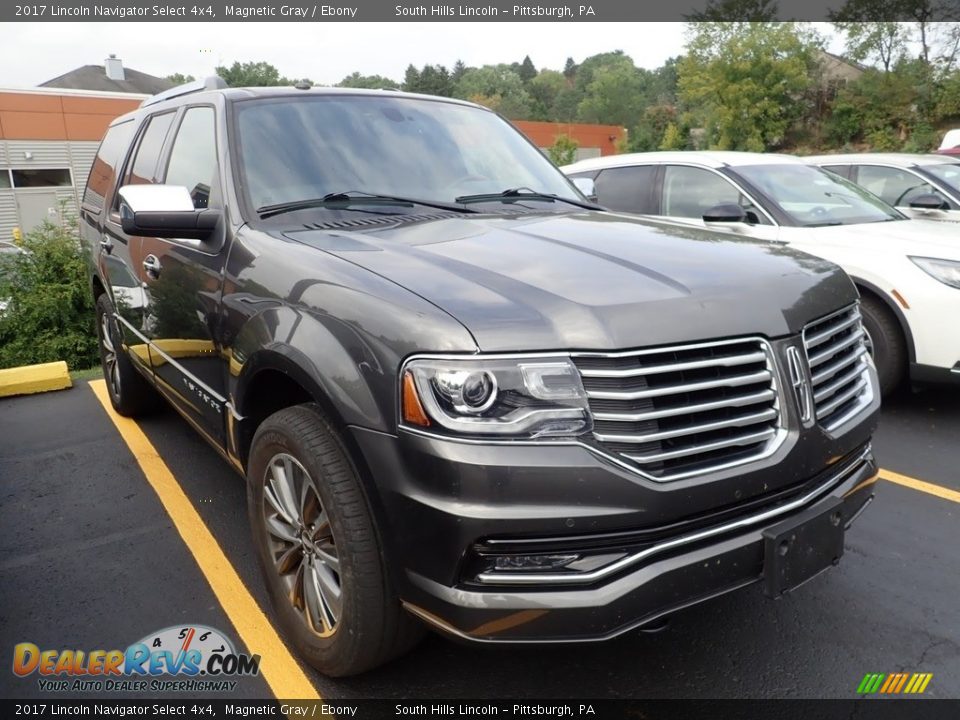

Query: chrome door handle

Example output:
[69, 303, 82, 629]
[99, 236, 114, 254]
[142, 254, 161, 279]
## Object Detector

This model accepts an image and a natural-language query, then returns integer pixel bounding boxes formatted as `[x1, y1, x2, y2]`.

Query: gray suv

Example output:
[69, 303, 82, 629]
[81, 78, 881, 676]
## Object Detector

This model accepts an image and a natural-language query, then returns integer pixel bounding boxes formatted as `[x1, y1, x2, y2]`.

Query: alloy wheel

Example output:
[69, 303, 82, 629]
[261, 453, 342, 637]
[100, 313, 121, 398]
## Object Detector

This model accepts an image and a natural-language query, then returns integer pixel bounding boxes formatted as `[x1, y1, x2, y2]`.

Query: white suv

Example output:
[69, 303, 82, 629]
[563, 151, 960, 394]
[805, 153, 960, 223]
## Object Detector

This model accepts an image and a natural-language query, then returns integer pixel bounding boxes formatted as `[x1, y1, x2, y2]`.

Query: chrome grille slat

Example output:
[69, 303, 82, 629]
[585, 368, 772, 400]
[623, 427, 778, 463]
[803, 304, 873, 431]
[804, 309, 862, 349]
[594, 407, 778, 444]
[592, 388, 775, 422]
[808, 328, 865, 367]
[816, 378, 868, 419]
[813, 361, 868, 403]
[811, 345, 868, 385]
[573, 338, 782, 480]
[579, 351, 767, 378]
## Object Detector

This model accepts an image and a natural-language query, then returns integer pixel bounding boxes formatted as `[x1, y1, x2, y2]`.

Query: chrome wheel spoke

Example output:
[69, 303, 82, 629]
[304, 559, 337, 632]
[273, 543, 302, 575]
[315, 541, 340, 574]
[267, 462, 299, 525]
[266, 514, 299, 545]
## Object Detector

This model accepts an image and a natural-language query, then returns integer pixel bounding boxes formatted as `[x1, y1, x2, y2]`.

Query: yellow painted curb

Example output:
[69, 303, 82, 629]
[0, 361, 72, 398]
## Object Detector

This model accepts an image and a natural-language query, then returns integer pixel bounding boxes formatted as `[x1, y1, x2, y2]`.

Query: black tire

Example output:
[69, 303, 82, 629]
[95, 293, 161, 416]
[859, 294, 906, 396]
[247, 403, 423, 677]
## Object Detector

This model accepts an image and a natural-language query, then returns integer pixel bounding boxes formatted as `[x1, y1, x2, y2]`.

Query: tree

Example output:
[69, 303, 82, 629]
[404, 64, 454, 96]
[337, 72, 399, 89]
[563, 57, 577, 79]
[215, 61, 291, 87]
[166, 73, 196, 85]
[452, 59, 468, 84]
[686, 0, 778, 20]
[528, 70, 567, 120]
[547, 134, 578, 165]
[518, 55, 538, 83]
[455, 65, 532, 118]
[678, 23, 820, 151]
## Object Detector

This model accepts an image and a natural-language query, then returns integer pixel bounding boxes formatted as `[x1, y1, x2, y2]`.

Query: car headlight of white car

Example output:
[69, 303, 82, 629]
[910, 256, 960, 289]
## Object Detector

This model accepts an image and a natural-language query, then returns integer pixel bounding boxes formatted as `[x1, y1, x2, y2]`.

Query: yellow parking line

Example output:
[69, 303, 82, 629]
[89, 379, 320, 700]
[881, 468, 960, 504]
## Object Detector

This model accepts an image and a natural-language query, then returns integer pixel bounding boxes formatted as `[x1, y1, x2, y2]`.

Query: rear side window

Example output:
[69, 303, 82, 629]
[83, 120, 135, 213]
[661, 165, 742, 218]
[594, 165, 658, 214]
[126, 112, 175, 187]
[164, 107, 217, 209]
[821, 164, 852, 180]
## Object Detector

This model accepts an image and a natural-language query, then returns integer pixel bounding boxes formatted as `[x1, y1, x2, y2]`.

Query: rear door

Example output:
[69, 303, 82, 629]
[137, 105, 230, 449]
[852, 164, 958, 220]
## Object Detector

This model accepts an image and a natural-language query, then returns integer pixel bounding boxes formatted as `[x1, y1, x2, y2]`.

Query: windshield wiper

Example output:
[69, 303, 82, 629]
[455, 187, 602, 210]
[257, 191, 478, 219]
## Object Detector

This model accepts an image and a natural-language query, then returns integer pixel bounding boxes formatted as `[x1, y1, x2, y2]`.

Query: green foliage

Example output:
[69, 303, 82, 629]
[215, 61, 294, 87]
[166, 73, 196, 85]
[518, 56, 538, 84]
[337, 72, 399, 89]
[678, 22, 820, 151]
[660, 122, 687, 150]
[0, 220, 98, 371]
[547, 134, 579, 166]
[902, 122, 939, 152]
[455, 65, 532, 118]
[403, 64, 454, 96]
[830, 19, 908, 72]
[865, 127, 901, 150]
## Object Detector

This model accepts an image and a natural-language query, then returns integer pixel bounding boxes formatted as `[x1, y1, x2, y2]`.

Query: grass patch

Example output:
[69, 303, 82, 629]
[69, 366, 103, 382]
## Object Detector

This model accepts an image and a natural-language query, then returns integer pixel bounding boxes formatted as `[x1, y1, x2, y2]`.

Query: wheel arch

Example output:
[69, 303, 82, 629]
[851, 276, 916, 364]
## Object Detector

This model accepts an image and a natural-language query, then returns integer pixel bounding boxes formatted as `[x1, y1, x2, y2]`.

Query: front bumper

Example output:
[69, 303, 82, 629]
[352, 420, 878, 643]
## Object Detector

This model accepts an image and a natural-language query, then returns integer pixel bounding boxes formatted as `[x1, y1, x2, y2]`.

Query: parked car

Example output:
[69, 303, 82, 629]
[805, 153, 960, 222]
[82, 81, 880, 676]
[938, 128, 960, 156]
[563, 151, 960, 395]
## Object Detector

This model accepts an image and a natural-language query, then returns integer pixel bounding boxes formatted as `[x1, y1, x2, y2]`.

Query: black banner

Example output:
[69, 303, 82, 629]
[2, 699, 960, 720]
[5, 0, 960, 22]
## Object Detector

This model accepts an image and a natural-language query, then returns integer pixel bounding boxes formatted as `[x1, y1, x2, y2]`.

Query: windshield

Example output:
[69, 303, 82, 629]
[920, 162, 960, 196]
[233, 95, 580, 213]
[733, 163, 902, 226]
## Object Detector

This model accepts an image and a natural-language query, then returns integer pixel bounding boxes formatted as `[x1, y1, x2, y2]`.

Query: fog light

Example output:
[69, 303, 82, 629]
[493, 554, 580, 572]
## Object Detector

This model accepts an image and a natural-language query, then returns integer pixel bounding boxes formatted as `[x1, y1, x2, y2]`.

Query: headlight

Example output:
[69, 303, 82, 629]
[401, 357, 592, 438]
[910, 256, 960, 289]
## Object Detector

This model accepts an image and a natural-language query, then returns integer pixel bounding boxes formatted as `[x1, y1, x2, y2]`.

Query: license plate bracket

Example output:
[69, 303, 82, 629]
[762, 496, 845, 598]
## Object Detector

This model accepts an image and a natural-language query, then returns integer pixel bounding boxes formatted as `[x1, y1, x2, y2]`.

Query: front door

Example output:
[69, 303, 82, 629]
[136, 105, 230, 449]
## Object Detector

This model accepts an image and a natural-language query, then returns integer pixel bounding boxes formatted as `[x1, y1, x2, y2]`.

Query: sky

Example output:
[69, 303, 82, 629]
[3, 22, 844, 89]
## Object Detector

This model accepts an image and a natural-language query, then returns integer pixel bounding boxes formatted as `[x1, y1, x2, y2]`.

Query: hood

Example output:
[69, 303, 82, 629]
[795, 218, 960, 260]
[285, 211, 856, 352]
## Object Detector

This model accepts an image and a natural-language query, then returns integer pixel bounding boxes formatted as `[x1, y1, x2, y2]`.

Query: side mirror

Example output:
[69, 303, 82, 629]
[571, 176, 597, 201]
[118, 185, 219, 240]
[702, 203, 747, 223]
[908, 193, 948, 211]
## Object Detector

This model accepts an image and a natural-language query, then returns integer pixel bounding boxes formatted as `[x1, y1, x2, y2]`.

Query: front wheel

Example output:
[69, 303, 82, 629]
[247, 403, 423, 676]
[859, 295, 906, 396]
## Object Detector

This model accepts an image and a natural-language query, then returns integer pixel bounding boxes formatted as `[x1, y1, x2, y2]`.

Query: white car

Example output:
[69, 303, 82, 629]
[805, 153, 960, 223]
[562, 151, 960, 394]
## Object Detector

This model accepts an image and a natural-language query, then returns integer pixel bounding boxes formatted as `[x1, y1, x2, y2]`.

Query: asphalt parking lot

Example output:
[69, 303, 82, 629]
[1, 377, 958, 701]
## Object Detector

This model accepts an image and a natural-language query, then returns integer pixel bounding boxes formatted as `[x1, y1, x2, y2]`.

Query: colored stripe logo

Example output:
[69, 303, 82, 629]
[857, 672, 933, 694]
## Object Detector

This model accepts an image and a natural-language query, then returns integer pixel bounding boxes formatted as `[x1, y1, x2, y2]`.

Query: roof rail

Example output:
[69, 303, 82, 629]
[140, 76, 228, 108]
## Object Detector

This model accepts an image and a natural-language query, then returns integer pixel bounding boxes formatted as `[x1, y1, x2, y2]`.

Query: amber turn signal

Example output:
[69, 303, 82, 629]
[402, 371, 431, 427]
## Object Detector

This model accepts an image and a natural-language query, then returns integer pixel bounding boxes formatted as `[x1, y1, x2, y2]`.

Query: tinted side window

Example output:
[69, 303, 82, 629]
[662, 165, 741, 218]
[821, 164, 852, 180]
[83, 120, 135, 213]
[855, 165, 936, 207]
[593, 166, 658, 213]
[127, 112, 175, 187]
[164, 107, 217, 209]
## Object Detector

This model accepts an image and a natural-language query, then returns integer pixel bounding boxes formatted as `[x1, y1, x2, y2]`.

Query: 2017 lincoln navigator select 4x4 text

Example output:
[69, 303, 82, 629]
[81, 78, 881, 676]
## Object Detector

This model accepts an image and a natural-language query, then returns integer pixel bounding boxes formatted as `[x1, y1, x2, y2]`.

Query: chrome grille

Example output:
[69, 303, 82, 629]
[573, 338, 783, 480]
[803, 304, 873, 430]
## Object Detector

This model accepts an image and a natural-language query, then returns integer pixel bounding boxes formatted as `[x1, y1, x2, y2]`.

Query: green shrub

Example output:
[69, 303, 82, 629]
[547, 134, 579, 166]
[0, 220, 98, 370]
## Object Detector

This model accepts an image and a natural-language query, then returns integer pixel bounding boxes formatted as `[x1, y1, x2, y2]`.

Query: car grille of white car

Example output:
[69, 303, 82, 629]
[802, 304, 873, 431]
[573, 339, 783, 480]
